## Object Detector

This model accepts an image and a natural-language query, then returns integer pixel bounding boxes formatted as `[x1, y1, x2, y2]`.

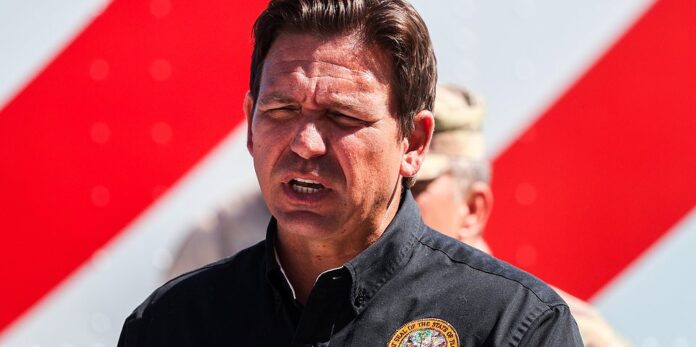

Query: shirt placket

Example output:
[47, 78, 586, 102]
[291, 268, 352, 347]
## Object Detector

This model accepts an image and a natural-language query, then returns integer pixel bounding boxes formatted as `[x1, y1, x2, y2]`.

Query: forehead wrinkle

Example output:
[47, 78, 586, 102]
[261, 64, 387, 113]
[260, 33, 395, 115]
[264, 31, 393, 82]
[267, 59, 382, 86]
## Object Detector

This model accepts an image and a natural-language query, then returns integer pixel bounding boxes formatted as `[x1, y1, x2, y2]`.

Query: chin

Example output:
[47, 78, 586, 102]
[275, 210, 337, 238]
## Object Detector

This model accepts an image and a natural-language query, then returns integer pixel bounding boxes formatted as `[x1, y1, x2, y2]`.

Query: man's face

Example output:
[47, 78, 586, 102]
[412, 170, 492, 254]
[246, 32, 408, 243]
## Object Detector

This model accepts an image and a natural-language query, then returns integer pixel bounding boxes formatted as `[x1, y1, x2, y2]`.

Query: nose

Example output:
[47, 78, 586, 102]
[290, 121, 326, 159]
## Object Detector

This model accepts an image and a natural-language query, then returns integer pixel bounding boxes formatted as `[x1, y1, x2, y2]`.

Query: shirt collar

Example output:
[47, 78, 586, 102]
[264, 218, 297, 302]
[344, 190, 426, 314]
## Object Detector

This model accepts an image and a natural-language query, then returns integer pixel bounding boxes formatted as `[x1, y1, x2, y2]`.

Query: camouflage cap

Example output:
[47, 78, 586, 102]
[417, 85, 486, 181]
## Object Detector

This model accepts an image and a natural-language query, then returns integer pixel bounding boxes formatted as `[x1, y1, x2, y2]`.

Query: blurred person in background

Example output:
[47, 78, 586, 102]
[412, 85, 630, 347]
[166, 189, 268, 279]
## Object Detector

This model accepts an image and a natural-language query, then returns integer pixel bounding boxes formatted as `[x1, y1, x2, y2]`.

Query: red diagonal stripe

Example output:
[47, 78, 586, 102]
[488, 0, 696, 299]
[0, 0, 267, 332]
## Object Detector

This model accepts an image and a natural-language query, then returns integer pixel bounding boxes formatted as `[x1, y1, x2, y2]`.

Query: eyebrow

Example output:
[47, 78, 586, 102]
[257, 93, 367, 115]
[323, 98, 362, 113]
[257, 94, 298, 107]
[322, 89, 376, 112]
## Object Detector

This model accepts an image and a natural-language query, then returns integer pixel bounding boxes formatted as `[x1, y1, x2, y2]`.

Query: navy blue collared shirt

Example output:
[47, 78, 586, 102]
[118, 191, 582, 346]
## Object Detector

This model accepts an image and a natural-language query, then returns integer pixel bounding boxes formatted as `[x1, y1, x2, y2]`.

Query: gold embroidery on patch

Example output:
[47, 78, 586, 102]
[387, 318, 459, 347]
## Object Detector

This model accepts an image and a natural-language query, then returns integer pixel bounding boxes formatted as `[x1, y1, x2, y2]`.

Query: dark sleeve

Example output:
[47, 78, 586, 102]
[516, 305, 584, 347]
[117, 311, 143, 347]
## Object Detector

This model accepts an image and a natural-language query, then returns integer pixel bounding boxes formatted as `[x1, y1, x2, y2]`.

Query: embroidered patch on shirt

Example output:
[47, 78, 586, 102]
[388, 318, 459, 347]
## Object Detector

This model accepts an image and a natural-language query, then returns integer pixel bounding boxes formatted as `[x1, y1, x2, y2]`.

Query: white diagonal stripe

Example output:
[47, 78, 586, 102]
[411, 0, 655, 157]
[593, 207, 696, 345]
[0, 0, 110, 110]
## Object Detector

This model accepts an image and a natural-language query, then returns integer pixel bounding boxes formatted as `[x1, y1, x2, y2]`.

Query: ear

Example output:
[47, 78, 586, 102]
[400, 110, 434, 177]
[458, 182, 494, 246]
[243, 91, 255, 155]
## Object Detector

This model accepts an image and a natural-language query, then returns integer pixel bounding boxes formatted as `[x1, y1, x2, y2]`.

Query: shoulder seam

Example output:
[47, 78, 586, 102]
[416, 236, 561, 308]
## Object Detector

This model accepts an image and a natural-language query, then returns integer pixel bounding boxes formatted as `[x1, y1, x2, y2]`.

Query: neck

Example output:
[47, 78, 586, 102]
[276, 236, 362, 303]
[276, 184, 404, 304]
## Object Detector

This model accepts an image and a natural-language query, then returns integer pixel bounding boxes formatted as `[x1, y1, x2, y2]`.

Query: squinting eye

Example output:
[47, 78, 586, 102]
[330, 112, 365, 127]
[265, 107, 297, 120]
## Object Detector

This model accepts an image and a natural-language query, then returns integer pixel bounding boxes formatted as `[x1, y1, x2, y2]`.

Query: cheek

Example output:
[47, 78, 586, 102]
[251, 130, 286, 187]
[252, 120, 291, 157]
[338, 133, 401, 185]
[252, 120, 281, 148]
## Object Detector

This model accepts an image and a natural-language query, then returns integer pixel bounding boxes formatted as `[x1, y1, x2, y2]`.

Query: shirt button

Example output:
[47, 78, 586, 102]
[354, 294, 365, 307]
[354, 288, 367, 307]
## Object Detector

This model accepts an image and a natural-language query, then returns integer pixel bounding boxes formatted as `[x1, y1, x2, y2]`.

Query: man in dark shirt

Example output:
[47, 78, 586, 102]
[118, 0, 583, 346]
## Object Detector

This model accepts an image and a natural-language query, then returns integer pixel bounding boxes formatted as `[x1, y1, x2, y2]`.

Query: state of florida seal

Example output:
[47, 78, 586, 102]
[387, 318, 459, 347]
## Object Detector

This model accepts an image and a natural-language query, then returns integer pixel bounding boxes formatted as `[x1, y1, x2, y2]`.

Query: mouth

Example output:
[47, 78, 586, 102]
[289, 178, 326, 194]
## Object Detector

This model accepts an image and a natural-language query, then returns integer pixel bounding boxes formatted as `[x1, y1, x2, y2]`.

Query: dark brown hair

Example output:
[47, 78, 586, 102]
[249, 0, 437, 138]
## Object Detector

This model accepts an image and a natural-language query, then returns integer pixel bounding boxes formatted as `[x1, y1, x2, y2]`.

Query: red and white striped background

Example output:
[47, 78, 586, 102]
[1, 0, 694, 345]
